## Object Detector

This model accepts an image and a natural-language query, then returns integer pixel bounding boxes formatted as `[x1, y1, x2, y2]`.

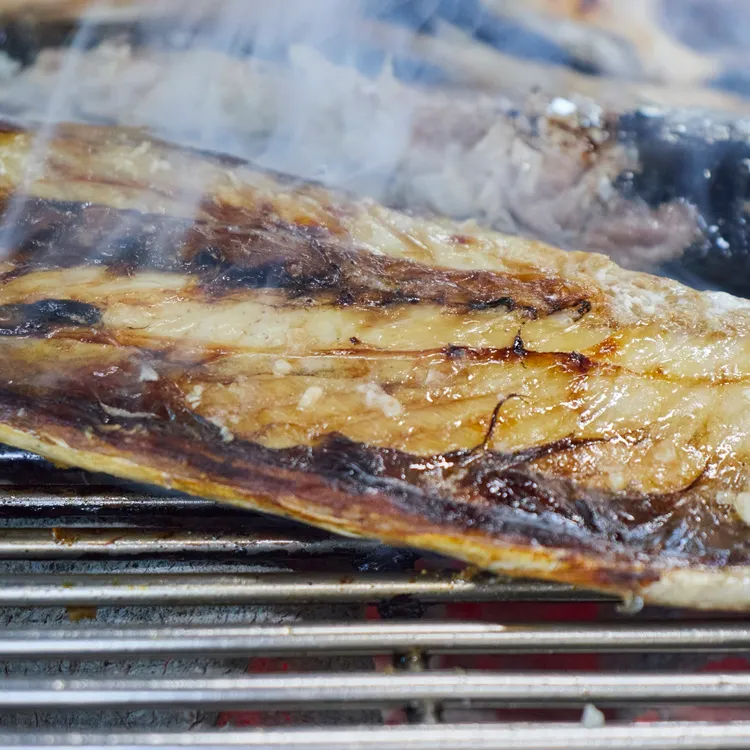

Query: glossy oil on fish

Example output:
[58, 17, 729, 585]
[1, 121, 750, 609]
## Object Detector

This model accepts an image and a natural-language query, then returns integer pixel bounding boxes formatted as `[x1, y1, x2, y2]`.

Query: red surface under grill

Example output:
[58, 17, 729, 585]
[213, 599, 750, 729]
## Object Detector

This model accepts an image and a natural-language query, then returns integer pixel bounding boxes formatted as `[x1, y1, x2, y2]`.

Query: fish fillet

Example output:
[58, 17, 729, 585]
[1, 122, 750, 609]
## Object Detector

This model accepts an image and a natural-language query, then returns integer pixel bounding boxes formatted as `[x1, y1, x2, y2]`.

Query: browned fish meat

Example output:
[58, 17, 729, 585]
[1, 122, 750, 609]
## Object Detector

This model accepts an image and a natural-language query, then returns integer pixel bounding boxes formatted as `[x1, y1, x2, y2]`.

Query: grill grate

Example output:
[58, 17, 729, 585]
[1, 452, 750, 748]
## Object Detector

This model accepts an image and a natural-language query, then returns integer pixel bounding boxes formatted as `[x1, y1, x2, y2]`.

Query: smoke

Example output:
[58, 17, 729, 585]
[3, 0, 429, 201]
[1, 0, 750, 295]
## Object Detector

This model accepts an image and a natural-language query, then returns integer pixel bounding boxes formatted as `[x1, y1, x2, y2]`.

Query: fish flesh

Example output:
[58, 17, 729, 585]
[1, 122, 750, 609]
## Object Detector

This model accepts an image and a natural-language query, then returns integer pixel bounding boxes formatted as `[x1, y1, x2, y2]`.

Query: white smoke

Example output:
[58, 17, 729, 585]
[0, 0, 424, 200]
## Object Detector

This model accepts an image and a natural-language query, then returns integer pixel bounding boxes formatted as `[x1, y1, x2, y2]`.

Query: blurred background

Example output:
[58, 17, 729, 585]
[1, 0, 750, 292]
[1, 1, 750, 736]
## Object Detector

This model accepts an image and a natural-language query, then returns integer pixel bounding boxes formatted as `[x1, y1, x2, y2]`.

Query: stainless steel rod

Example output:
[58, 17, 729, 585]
[0, 491, 214, 512]
[0, 528, 377, 558]
[0, 621, 746, 658]
[3, 723, 750, 750]
[1, 672, 749, 709]
[0, 572, 607, 606]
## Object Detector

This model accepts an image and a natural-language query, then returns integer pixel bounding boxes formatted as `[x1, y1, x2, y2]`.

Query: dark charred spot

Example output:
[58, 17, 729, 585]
[560, 351, 594, 374]
[106, 235, 151, 277]
[574, 299, 592, 318]
[438, 345, 585, 368]
[386, 291, 421, 306]
[377, 595, 426, 620]
[311, 433, 396, 488]
[1, 198, 183, 274]
[445, 344, 467, 360]
[0, 299, 102, 337]
[214, 261, 298, 290]
[1, 197, 593, 315]
[194, 244, 343, 297]
[469, 296, 516, 312]
[190, 246, 224, 271]
[349, 336, 361, 345]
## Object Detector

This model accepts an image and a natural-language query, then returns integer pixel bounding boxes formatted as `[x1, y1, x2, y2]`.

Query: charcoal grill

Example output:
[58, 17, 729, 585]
[1, 449, 750, 749]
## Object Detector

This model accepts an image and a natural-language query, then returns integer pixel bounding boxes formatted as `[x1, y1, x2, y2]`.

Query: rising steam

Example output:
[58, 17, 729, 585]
[6, 0, 426, 200]
[0, 0, 747, 295]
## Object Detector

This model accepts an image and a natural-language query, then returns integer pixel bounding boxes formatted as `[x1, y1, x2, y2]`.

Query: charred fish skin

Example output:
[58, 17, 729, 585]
[0, 298, 101, 336]
[3, 122, 750, 609]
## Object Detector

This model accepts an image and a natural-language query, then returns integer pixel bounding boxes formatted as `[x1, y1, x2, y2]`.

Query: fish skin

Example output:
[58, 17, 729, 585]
[1, 122, 750, 608]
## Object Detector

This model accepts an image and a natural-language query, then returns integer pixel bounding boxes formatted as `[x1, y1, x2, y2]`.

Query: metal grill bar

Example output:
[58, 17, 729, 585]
[4, 723, 750, 750]
[0, 463, 744, 747]
[0, 621, 749, 659]
[0, 490, 216, 512]
[0, 572, 609, 605]
[0, 528, 378, 557]
[4, 672, 750, 710]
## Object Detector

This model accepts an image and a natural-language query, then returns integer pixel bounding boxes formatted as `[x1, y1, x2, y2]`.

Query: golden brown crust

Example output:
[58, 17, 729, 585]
[1, 122, 750, 609]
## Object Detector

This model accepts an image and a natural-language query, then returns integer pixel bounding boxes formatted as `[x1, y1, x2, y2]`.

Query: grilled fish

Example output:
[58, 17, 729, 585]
[1, 122, 750, 609]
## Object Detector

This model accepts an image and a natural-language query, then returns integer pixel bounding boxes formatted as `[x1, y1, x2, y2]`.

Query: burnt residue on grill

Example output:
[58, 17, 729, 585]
[616, 111, 750, 295]
[0, 196, 593, 318]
